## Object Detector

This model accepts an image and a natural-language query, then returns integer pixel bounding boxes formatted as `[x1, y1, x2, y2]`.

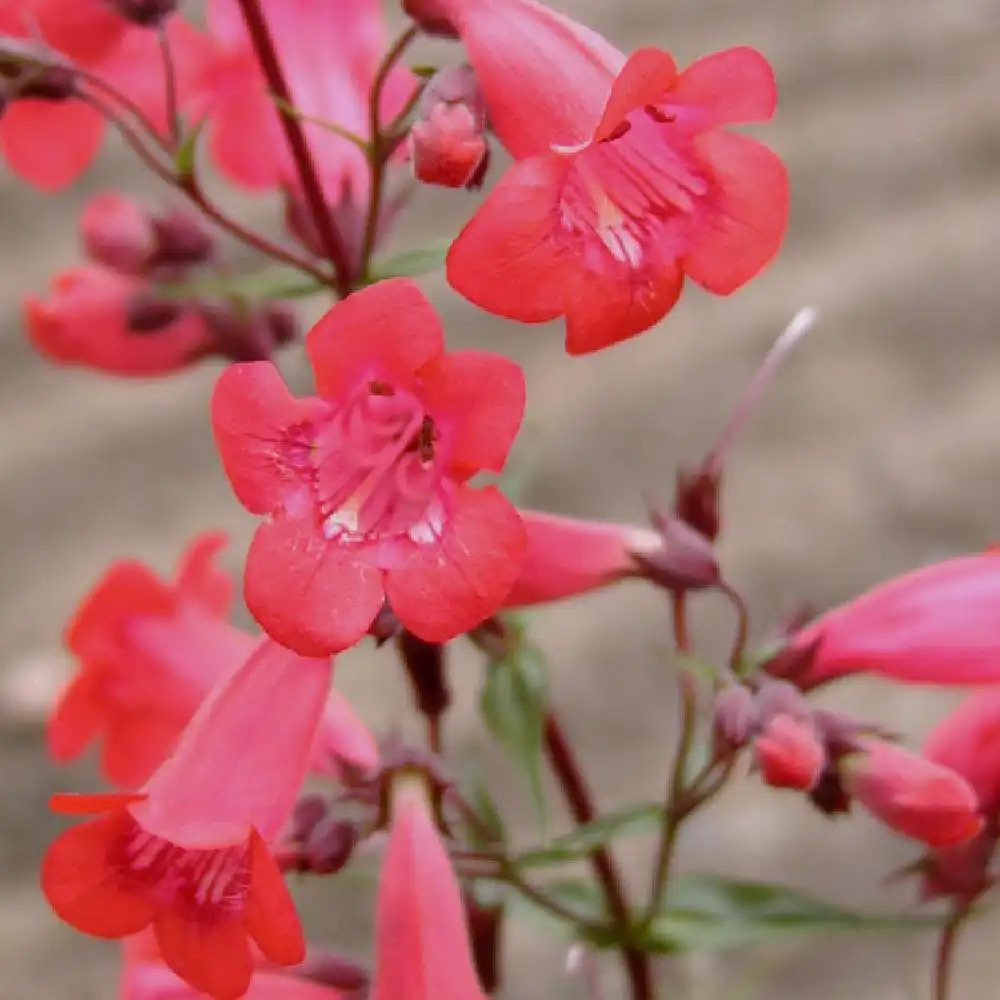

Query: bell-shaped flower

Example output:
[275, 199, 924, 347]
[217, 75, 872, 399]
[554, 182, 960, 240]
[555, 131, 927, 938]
[0, 7, 206, 190]
[42, 639, 331, 999]
[406, 0, 787, 353]
[212, 278, 527, 656]
[780, 551, 1000, 689]
[371, 774, 488, 1000]
[845, 740, 983, 849]
[49, 532, 378, 788]
[25, 265, 213, 376]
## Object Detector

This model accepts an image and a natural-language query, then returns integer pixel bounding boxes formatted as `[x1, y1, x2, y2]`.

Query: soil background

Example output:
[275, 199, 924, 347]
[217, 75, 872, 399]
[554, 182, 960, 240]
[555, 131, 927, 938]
[2, 0, 1000, 997]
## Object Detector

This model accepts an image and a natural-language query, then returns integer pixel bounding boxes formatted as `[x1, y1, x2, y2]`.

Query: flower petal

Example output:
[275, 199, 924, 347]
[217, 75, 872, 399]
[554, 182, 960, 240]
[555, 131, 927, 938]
[306, 279, 444, 399]
[174, 530, 234, 617]
[594, 48, 678, 142]
[673, 47, 777, 126]
[564, 259, 684, 355]
[211, 362, 326, 515]
[0, 99, 103, 191]
[155, 910, 254, 1000]
[47, 672, 108, 763]
[42, 810, 157, 937]
[418, 351, 526, 476]
[244, 829, 306, 966]
[684, 131, 789, 295]
[446, 154, 572, 323]
[388, 486, 526, 642]
[245, 517, 384, 655]
[101, 710, 184, 790]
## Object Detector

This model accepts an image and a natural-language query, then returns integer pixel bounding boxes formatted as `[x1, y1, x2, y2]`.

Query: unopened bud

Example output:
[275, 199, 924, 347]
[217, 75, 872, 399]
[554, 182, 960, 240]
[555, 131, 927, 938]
[674, 465, 721, 541]
[81, 193, 156, 275]
[196, 300, 272, 362]
[464, 888, 505, 994]
[296, 950, 370, 994]
[151, 208, 214, 266]
[754, 714, 826, 791]
[369, 600, 402, 645]
[305, 817, 358, 875]
[712, 684, 757, 754]
[0, 38, 76, 103]
[398, 631, 450, 719]
[632, 510, 719, 592]
[808, 761, 852, 816]
[410, 66, 489, 190]
[402, 0, 460, 37]
[753, 678, 813, 725]
[290, 792, 329, 843]
[124, 291, 183, 332]
[105, 0, 179, 26]
[263, 302, 297, 346]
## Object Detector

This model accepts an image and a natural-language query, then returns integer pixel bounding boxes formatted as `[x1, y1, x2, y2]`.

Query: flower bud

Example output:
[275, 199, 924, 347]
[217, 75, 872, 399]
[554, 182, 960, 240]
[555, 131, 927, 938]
[674, 465, 721, 541]
[712, 684, 757, 755]
[150, 207, 215, 267]
[123, 291, 184, 332]
[845, 741, 984, 848]
[290, 792, 329, 843]
[401, 0, 460, 37]
[808, 761, 852, 815]
[104, 0, 179, 26]
[305, 816, 359, 875]
[81, 193, 156, 275]
[754, 714, 825, 791]
[369, 600, 402, 645]
[0, 38, 77, 103]
[263, 302, 298, 346]
[632, 509, 719, 592]
[464, 888, 505, 994]
[196, 300, 285, 362]
[754, 678, 813, 725]
[398, 631, 450, 719]
[410, 66, 489, 189]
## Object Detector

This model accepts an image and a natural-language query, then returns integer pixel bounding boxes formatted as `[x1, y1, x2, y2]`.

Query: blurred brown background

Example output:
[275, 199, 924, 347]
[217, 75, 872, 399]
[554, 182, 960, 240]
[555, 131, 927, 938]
[3, 0, 1000, 996]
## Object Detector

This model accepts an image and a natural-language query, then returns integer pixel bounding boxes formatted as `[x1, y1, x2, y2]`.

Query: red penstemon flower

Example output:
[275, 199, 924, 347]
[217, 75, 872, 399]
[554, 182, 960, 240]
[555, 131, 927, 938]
[405, 0, 787, 353]
[212, 278, 527, 656]
[43, 639, 329, 1000]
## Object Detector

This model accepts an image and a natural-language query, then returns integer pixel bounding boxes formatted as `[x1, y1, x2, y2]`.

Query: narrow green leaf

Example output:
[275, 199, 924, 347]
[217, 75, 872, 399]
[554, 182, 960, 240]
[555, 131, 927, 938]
[479, 618, 548, 826]
[174, 116, 206, 180]
[640, 874, 942, 953]
[154, 267, 324, 303]
[466, 777, 507, 849]
[366, 244, 448, 282]
[516, 803, 663, 869]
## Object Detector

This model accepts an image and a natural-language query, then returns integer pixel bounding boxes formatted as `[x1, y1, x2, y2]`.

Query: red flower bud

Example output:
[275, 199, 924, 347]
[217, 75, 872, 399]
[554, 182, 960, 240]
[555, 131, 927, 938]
[674, 465, 721, 541]
[410, 67, 489, 190]
[846, 741, 983, 848]
[712, 684, 756, 754]
[80, 192, 156, 275]
[0, 38, 76, 103]
[464, 888, 505, 995]
[398, 631, 450, 720]
[754, 714, 825, 791]
[305, 816, 359, 875]
[124, 290, 184, 333]
[105, 0, 178, 27]
[150, 207, 215, 267]
[633, 510, 719, 592]
[290, 792, 329, 844]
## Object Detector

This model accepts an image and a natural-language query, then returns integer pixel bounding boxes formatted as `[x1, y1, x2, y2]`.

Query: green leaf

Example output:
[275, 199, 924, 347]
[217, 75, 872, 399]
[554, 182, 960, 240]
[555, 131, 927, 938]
[154, 267, 324, 303]
[517, 803, 663, 869]
[479, 618, 548, 827]
[366, 244, 448, 282]
[174, 116, 206, 180]
[641, 874, 941, 953]
[466, 777, 507, 850]
[410, 64, 440, 79]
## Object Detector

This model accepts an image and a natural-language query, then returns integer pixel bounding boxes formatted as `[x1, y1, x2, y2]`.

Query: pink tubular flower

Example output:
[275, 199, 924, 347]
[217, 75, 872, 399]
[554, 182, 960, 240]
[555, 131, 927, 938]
[187, 0, 413, 198]
[43, 638, 328, 1000]
[0, 7, 205, 191]
[502, 510, 662, 608]
[371, 774, 488, 1000]
[408, 1, 788, 353]
[845, 740, 983, 849]
[24, 266, 212, 376]
[121, 930, 349, 1000]
[754, 714, 825, 791]
[211, 278, 527, 656]
[49, 532, 378, 788]
[780, 551, 1000, 689]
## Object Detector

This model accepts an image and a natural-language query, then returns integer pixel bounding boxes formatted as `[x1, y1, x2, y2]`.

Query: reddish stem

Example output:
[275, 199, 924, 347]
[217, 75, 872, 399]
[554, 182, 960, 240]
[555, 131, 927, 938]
[235, 0, 352, 295]
[544, 713, 654, 1000]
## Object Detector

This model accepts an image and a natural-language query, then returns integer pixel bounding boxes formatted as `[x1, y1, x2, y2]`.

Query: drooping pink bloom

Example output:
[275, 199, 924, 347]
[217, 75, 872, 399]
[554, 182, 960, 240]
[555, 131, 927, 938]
[25, 266, 212, 376]
[502, 510, 662, 608]
[212, 278, 527, 656]
[0, 7, 206, 191]
[845, 740, 983, 849]
[43, 639, 328, 999]
[406, 1, 787, 353]
[49, 532, 378, 788]
[121, 930, 350, 1000]
[779, 551, 1000, 689]
[186, 0, 413, 198]
[371, 775, 488, 1000]
[754, 714, 825, 791]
